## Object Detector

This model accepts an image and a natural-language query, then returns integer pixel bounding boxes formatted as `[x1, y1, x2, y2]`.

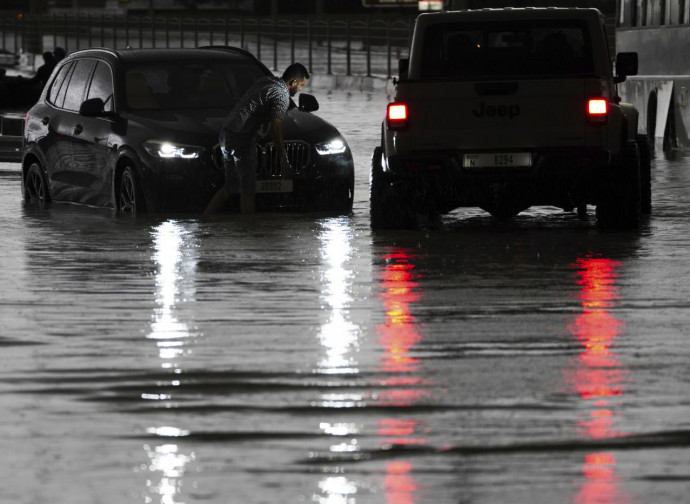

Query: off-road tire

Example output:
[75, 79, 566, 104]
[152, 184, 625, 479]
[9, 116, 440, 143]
[596, 140, 641, 229]
[370, 147, 417, 229]
[636, 134, 652, 214]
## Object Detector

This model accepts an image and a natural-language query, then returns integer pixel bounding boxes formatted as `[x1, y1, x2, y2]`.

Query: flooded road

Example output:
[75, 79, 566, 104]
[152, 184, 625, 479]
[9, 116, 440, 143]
[2, 88, 690, 504]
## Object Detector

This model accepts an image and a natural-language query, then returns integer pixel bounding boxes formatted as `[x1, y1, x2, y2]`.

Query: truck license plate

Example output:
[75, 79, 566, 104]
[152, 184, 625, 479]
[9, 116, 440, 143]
[256, 179, 293, 193]
[463, 153, 532, 168]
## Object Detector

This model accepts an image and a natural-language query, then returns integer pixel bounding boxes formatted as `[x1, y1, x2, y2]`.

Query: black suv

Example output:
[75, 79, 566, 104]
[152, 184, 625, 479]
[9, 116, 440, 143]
[22, 47, 354, 214]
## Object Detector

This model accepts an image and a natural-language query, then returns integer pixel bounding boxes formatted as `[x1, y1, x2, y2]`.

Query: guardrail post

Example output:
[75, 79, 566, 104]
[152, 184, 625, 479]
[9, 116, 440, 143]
[14, 14, 18, 54]
[366, 20, 371, 77]
[194, 18, 198, 47]
[386, 21, 392, 79]
[209, 16, 214, 46]
[257, 19, 262, 60]
[240, 17, 245, 49]
[327, 20, 331, 75]
[290, 20, 295, 64]
[101, 13, 106, 47]
[38, 14, 44, 52]
[346, 19, 351, 76]
[273, 18, 277, 71]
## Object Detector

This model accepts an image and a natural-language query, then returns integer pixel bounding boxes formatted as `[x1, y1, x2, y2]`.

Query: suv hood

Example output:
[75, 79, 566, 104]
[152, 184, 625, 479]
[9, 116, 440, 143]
[124, 105, 340, 148]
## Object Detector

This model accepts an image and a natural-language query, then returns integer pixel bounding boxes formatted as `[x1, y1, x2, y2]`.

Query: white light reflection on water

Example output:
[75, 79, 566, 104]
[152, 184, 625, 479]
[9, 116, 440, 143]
[315, 218, 361, 375]
[143, 220, 200, 504]
[148, 220, 199, 367]
[314, 218, 364, 503]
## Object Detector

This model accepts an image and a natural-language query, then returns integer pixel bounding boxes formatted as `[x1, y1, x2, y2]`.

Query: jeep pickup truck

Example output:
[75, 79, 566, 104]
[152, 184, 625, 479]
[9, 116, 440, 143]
[371, 7, 651, 229]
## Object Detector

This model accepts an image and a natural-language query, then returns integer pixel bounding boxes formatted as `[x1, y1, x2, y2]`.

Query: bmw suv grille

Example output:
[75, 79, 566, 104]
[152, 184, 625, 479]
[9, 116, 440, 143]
[256, 141, 311, 177]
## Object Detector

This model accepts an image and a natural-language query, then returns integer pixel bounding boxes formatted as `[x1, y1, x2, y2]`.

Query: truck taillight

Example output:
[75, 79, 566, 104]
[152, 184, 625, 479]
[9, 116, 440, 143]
[587, 98, 608, 123]
[387, 102, 408, 129]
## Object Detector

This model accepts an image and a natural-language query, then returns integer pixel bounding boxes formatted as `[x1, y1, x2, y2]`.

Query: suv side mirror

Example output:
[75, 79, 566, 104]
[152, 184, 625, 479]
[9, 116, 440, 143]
[79, 97, 106, 117]
[615, 52, 638, 83]
[299, 93, 319, 112]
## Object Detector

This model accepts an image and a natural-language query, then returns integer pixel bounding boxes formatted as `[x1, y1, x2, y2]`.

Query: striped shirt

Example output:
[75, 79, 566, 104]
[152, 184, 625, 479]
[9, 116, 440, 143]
[221, 75, 290, 145]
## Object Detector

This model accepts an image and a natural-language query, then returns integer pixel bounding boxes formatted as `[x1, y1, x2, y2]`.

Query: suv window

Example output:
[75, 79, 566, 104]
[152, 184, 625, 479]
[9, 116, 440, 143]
[63, 59, 96, 112]
[48, 61, 74, 107]
[421, 20, 593, 79]
[124, 59, 267, 110]
[87, 61, 114, 112]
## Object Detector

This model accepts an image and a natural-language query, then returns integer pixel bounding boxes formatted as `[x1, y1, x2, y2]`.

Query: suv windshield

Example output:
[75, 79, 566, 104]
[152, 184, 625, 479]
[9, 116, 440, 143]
[124, 59, 267, 110]
[420, 20, 593, 79]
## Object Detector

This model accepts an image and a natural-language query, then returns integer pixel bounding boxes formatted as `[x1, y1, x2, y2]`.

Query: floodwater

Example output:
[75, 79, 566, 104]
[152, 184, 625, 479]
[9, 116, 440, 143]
[2, 88, 690, 504]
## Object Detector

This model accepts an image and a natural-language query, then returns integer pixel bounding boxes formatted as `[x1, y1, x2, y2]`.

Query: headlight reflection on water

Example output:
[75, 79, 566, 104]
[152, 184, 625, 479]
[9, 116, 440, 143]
[142, 221, 200, 504]
[316, 218, 360, 375]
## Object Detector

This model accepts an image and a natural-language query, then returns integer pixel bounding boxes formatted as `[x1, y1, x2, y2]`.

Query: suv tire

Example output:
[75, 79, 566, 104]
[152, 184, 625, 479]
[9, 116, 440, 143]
[118, 166, 145, 215]
[637, 134, 652, 214]
[370, 147, 417, 229]
[596, 140, 641, 229]
[24, 162, 50, 208]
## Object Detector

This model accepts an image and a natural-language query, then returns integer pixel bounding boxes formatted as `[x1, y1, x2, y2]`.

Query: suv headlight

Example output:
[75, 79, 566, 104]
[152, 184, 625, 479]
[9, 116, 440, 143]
[314, 138, 347, 156]
[143, 140, 204, 159]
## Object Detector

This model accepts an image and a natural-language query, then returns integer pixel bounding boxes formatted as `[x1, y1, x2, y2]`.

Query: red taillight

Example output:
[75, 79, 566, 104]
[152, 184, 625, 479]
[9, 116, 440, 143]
[387, 102, 408, 129]
[587, 98, 608, 122]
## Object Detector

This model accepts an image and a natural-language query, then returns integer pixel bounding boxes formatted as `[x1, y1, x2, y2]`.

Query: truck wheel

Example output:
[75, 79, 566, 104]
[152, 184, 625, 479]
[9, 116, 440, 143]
[370, 147, 416, 229]
[636, 134, 652, 215]
[596, 140, 641, 229]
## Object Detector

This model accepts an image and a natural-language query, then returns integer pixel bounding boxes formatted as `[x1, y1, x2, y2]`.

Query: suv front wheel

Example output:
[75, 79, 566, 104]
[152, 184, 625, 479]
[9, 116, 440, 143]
[118, 166, 145, 215]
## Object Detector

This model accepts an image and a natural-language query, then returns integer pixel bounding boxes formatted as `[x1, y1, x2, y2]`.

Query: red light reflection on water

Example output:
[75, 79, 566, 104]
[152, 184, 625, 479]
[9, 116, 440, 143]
[378, 251, 422, 374]
[569, 257, 629, 504]
[376, 249, 428, 503]
[384, 461, 417, 504]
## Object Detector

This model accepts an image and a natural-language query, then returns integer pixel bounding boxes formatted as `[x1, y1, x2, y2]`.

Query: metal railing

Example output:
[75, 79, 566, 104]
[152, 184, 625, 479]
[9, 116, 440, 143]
[0, 13, 413, 79]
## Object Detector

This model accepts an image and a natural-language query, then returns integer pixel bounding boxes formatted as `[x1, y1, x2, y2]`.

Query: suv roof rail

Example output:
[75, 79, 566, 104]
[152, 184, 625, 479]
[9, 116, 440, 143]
[199, 45, 260, 61]
[67, 47, 121, 59]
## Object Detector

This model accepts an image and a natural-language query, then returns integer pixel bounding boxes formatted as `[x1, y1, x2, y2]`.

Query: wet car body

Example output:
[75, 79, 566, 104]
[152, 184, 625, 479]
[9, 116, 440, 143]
[22, 47, 354, 214]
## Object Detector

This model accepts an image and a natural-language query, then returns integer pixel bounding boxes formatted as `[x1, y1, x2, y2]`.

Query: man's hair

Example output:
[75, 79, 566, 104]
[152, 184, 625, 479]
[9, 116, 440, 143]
[282, 63, 310, 83]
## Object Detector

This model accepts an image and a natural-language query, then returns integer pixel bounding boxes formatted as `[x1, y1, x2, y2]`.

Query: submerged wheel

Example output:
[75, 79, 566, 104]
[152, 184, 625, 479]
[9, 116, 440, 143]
[24, 162, 50, 208]
[333, 176, 354, 214]
[636, 134, 652, 215]
[596, 140, 641, 229]
[118, 166, 145, 215]
[370, 147, 417, 229]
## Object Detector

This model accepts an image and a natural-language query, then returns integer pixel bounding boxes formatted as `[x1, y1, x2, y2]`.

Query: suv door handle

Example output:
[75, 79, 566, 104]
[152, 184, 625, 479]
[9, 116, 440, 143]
[42, 117, 50, 125]
[74, 124, 83, 135]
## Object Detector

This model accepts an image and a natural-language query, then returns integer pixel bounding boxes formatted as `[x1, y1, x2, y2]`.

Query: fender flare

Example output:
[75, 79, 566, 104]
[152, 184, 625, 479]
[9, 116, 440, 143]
[619, 102, 639, 142]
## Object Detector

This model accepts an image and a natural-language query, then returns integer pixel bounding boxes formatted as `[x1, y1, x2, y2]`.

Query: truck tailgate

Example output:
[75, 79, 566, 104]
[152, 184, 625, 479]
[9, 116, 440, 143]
[406, 79, 590, 151]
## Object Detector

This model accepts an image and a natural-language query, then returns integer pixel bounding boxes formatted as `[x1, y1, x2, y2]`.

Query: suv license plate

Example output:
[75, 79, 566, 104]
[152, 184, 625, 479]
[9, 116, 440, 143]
[463, 153, 532, 168]
[256, 179, 293, 193]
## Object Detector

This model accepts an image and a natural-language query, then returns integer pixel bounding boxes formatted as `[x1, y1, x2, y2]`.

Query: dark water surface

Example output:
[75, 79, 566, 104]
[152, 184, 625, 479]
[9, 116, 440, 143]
[2, 89, 690, 504]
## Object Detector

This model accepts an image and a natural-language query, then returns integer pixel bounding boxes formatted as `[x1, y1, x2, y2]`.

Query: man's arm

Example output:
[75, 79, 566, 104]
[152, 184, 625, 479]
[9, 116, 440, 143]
[269, 116, 292, 178]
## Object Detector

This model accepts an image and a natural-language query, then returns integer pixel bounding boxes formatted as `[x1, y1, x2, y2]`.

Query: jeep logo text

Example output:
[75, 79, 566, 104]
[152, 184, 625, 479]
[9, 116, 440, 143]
[472, 102, 521, 119]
